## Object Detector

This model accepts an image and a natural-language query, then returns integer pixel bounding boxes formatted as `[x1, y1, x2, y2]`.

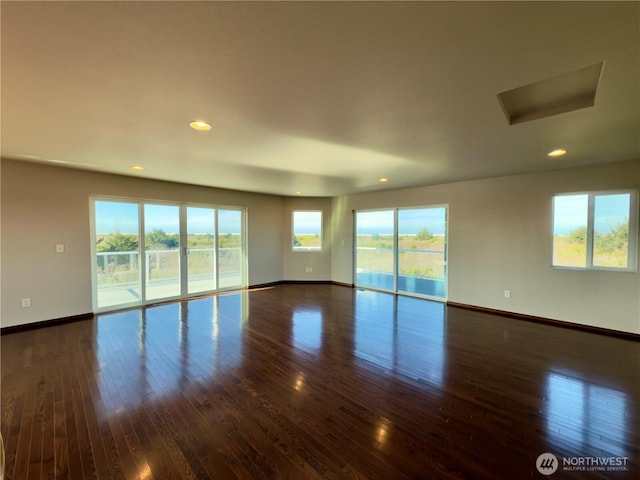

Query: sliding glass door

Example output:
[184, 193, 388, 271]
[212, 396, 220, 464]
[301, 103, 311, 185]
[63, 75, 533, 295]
[145, 204, 181, 301]
[218, 209, 244, 289]
[92, 198, 246, 312]
[187, 207, 216, 294]
[93, 200, 142, 309]
[397, 207, 447, 298]
[355, 210, 395, 290]
[355, 206, 447, 300]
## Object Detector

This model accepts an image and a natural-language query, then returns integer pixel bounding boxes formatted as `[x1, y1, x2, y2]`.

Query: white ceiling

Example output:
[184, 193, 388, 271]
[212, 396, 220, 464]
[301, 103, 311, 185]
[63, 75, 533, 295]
[2, 1, 638, 197]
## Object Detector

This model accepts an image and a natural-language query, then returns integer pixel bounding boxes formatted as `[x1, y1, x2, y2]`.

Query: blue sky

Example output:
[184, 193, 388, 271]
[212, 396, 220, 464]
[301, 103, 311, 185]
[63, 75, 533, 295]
[553, 193, 629, 235]
[593, 194, 630, 234]
[95, 202, 139, 234]
[356, 208, 447, 235]
[95, 201, 242, 234]
[293, 211, 322, 234]
[97, 196, 628, 238]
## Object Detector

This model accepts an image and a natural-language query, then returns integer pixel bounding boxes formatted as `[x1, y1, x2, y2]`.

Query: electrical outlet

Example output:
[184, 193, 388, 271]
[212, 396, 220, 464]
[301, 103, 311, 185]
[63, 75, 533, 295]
[56, 244, 65, 253]
[305, 266, 313, 273]
[504, 290, 511, 299]
[21, 298, 31, 307]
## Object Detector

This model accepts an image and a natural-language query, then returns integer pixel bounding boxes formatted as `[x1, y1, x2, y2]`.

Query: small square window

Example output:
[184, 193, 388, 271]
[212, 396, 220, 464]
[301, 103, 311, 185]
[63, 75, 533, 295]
[292, 211, 322, 252]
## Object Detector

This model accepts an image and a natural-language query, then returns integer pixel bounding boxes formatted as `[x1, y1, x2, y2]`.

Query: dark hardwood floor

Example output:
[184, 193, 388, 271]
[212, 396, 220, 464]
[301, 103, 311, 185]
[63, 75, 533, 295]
[1, 284, 638, 479]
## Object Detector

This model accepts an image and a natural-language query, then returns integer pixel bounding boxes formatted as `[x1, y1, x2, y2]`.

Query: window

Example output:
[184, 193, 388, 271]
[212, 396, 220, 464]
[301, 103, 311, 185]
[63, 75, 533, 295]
[354, 206, 448, 299]
[93, 200, 141, 309]
[552, 191, 638, 271]
[292, 211, 322, 251]
[91, 197, 246, 312]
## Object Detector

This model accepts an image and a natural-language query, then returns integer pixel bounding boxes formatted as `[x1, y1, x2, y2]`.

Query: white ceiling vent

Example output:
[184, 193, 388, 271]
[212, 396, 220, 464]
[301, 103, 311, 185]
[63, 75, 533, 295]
[498, 62, 604, 125]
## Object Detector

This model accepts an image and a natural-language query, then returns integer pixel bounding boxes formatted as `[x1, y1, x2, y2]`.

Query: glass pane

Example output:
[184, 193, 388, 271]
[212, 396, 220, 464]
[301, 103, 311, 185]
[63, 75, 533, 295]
[218, 209, 243, 288]
[187, 207, 216, 294]
[293, 211, 322, 251]
[144, 204, 181, 300]
[553, 195, 588, 267]
[356, 210, 395, 290]
[593, 194, 630, 268]
[95, 201, 141, 308]
[398, 207, 447, 298]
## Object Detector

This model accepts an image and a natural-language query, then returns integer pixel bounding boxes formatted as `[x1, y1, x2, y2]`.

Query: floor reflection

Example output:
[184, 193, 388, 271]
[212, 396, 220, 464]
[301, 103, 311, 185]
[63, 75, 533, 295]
[544, 371, 629, 457]
[96, 293, 247, 413]
[145, 303, 182, 395]
[292, 307, 323, 353]
[354, 290, 446, 387]
[5, 284, 637, 479]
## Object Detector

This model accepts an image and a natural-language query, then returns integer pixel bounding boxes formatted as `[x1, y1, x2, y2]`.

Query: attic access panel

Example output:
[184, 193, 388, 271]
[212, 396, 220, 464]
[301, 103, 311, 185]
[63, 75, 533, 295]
[498, 62, 604, 125]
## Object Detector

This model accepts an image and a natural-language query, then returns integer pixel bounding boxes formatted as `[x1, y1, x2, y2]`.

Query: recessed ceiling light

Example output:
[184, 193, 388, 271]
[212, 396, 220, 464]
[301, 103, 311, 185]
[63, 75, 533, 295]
[131, 165, 144, 171]
[379, 177, 389, 183]
[189, 120, 211, 131]
[295, 191, 303, 195]
[548, 149, 567, 157]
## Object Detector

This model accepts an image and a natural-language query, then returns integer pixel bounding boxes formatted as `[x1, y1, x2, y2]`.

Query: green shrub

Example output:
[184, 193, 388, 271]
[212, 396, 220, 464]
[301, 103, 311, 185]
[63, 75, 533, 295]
[415, 228, 433, 241]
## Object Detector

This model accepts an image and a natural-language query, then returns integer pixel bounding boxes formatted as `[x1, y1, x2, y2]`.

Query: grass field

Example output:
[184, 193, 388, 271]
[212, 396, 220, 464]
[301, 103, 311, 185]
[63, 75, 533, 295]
[293, 234, 322, 249]
[553, 235, 628, 268]
[357, 234, 446, 278]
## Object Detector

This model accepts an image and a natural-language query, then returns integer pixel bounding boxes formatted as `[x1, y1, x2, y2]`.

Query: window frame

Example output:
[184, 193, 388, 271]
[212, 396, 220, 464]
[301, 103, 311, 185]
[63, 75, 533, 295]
[353, 205, 448, 300]
[552, 190, 638, 272]
[292, 210, 323, 252]
[91, 195, 247, 313]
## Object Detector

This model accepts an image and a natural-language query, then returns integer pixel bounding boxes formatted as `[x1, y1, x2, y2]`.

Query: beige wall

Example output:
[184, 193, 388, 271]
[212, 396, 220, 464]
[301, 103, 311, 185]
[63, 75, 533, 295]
[1, 159, 284, 328]
[2, 158, 639, 334]
[331, 159, 640, 334]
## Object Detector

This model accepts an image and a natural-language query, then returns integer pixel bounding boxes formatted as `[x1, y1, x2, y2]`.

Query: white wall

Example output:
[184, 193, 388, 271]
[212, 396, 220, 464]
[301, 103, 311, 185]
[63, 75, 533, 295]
[331, 159, 640, 334]
[281, 196, 333, 281]
[0, 159, 284, 328]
